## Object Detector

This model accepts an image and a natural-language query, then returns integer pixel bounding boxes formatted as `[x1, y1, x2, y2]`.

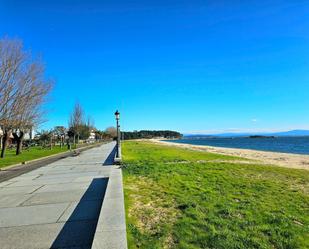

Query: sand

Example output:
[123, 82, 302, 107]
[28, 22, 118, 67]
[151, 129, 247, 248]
[150, 139, 309, 171]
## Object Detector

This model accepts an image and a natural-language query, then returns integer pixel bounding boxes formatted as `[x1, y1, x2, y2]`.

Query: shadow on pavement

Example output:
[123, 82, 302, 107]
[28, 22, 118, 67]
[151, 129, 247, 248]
[51, 178, 108, 249]
[102, 146, 116, 166]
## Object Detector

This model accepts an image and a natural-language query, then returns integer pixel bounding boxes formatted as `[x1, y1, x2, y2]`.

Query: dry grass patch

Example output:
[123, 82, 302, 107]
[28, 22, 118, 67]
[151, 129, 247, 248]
[124, 176, 179, 248]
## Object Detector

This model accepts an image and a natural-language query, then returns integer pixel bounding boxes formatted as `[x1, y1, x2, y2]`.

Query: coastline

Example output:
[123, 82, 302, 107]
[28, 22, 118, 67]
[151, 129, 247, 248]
[150, 139, 309, 170]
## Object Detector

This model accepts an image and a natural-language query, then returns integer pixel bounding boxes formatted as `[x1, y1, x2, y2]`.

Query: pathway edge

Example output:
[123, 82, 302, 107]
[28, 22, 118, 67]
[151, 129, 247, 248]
[91, 164, 128, 249]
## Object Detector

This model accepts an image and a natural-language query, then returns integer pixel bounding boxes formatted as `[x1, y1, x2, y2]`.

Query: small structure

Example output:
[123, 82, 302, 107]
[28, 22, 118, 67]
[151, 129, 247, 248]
[87, 129, 96, 143]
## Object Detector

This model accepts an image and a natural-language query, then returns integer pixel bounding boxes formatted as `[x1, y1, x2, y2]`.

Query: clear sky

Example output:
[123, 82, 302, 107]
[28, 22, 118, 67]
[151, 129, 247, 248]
[1, 0, 308, 134]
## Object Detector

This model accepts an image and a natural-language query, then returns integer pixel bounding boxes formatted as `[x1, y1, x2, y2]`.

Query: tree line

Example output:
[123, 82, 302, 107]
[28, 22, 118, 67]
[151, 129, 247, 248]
[122, 130, 182, 140]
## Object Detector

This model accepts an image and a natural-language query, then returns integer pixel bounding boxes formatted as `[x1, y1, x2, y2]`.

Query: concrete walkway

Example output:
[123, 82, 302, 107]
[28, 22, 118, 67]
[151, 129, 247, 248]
[0, 142, 127, 249]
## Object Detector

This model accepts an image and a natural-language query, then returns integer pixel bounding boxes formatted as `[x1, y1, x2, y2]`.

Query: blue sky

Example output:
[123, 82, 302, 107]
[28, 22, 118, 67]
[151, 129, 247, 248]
[1, 0, 308, 134]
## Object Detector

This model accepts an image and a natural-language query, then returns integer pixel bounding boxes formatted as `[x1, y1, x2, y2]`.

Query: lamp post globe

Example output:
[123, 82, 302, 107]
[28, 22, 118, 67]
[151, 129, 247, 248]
[115, 110, 120, 120]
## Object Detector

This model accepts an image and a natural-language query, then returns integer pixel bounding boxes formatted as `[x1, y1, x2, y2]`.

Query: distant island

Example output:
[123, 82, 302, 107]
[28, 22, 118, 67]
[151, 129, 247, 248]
[249, 135, 275, 139]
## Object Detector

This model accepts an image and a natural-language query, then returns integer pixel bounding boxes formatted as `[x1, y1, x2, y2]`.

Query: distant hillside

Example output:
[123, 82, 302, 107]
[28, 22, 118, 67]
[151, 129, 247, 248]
[270, 130, 309, 136]
[184, 130, 309, 138]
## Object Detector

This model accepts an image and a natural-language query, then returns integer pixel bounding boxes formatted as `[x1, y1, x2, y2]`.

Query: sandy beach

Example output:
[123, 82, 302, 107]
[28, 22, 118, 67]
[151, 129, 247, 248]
[151, 139, 309, 170]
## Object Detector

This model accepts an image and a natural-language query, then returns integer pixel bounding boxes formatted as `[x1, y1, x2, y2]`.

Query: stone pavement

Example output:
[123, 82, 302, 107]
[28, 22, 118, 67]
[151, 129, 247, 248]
[0, 142, 127, 249]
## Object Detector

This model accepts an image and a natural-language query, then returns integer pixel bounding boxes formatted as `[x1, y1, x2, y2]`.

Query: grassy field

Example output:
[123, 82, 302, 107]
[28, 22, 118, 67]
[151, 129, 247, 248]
[0, 146, 70, 168]
[122, 141, 309, 249]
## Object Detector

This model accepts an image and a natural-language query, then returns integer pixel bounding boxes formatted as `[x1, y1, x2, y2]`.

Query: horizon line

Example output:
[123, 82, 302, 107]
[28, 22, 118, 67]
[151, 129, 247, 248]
[182, 128, 309, 135]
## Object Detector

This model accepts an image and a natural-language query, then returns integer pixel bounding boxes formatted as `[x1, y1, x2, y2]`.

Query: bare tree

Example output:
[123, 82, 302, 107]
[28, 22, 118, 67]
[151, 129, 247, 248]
[69, 102, 84, 144]
[12, 62, 52, 154]
[0, 37, 52, 157]
[105, 126, 117, 138]
[0, 38, 24, 157]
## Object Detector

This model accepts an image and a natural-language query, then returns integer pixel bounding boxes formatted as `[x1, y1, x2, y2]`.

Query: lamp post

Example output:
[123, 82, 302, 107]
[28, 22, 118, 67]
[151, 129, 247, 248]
[115, 110, 120, 157]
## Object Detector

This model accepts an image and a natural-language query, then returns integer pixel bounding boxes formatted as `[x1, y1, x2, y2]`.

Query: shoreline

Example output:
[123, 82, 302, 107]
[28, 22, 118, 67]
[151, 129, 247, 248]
[150, 139, 309, 170]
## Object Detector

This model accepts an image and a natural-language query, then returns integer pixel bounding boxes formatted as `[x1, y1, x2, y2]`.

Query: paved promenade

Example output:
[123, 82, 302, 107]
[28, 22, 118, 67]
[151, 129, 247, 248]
[0, 142, 127, 249]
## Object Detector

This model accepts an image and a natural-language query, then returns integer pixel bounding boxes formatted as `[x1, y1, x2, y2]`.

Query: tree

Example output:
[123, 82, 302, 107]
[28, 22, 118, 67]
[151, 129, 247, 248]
[0, 37, 52, 157]
[68, 102, 84, 144]
[0, 38, 25, 157]
[53, 126, 66, 147]
[0, 126, 3, 149]
[12, 65, 52, 154]
[79, 123, 91, 140]
[105, 126, 117, 139]
[94, 130, 105, 141]
[35, 130, 52, 147]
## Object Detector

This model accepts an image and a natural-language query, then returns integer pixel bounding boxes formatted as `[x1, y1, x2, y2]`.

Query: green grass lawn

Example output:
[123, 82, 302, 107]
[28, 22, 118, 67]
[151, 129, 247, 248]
[0, 146, 70, 168]
[122, 141, 309, 249]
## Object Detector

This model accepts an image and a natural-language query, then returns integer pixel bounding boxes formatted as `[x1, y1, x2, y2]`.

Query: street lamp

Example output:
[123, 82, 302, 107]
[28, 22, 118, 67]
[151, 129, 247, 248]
[115, 110, 120, 157]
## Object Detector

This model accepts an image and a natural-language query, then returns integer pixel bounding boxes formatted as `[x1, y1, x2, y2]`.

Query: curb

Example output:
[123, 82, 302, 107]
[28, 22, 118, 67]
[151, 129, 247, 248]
[91, 164, 128, 249]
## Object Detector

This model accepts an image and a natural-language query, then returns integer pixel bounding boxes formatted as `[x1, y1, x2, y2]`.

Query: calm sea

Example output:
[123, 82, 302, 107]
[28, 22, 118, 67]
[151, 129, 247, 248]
[166, 137, 309, 155]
